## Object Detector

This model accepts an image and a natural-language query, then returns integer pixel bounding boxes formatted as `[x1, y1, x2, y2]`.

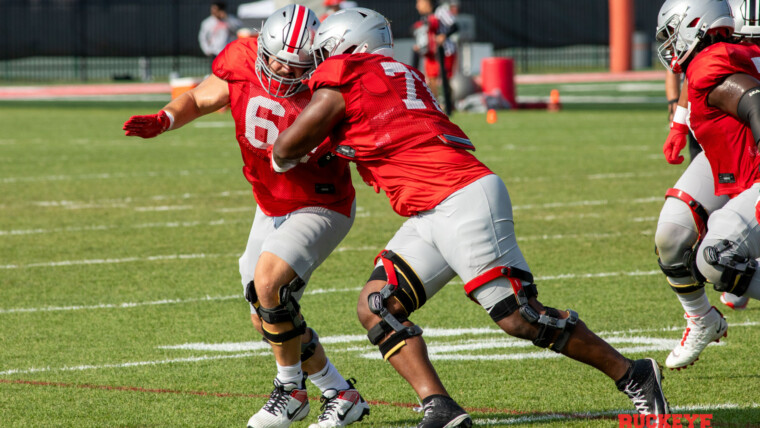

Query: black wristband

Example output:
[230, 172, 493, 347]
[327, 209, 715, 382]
[668, 98, 679, 105]
[736, 86, 760, 146]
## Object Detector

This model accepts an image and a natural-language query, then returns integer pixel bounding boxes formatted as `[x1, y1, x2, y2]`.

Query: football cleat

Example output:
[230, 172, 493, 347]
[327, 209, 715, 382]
[720, 292, 749, 311]
[308, 378, 370, 428]
[248, 378, 310, 428]
[666, 306, 727, 370]
[617, 358, 670, 415]
[417, 395, 472, 428]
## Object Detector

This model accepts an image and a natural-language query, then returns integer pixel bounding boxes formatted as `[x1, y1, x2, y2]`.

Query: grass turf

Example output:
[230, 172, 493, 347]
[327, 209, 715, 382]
[0, 97, 758, 427]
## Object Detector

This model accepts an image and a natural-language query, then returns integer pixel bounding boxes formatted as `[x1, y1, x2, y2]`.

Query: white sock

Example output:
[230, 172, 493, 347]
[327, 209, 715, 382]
[308, 360, 350, 392]
[677, 289, 712, 317]
[276, 362, 303, 387]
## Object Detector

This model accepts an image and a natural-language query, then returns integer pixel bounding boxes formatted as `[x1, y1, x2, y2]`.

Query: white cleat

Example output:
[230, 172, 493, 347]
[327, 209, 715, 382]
[666, 306, 727, 370]
[720, 292, 749, 311]
[248, 379, 310, 428]
[308, 379, 370, 428]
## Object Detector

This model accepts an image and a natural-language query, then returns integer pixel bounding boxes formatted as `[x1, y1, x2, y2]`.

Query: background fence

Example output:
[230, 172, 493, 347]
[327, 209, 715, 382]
[0, 0, 665, 82]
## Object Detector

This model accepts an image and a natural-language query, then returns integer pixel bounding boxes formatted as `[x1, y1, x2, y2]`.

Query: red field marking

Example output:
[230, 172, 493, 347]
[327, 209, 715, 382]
[0, 378, 613, 421]
[3, 378, 749, 426]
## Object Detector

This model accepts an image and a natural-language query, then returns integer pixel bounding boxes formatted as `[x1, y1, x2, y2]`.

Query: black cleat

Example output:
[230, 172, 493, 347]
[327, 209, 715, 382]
[416, 395, 472, 428]
[616, 358, 670, 415]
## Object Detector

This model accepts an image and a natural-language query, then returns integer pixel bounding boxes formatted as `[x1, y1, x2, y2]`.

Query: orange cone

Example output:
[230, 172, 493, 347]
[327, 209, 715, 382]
[548, 89, 561, 112]
[486, 109, 498, 124]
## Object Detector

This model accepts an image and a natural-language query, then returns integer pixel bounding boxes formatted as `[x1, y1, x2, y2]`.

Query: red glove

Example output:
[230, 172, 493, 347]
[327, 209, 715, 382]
[755, 195, 760, 224]
[123, 110, 172, 138]
[663, 105, 689, 164]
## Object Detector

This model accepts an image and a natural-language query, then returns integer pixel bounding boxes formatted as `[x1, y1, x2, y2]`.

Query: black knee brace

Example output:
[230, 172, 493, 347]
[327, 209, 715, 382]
[300, 328, 319, 363]
[465, 266, 538, 322]
[472, 266, 578, 352]
[366, 250, 425, 360]
[254, 276, 308, 344]
[703, 239, 757, 297]
[657, 245, 706, 294]
[518, 306, 579, 352]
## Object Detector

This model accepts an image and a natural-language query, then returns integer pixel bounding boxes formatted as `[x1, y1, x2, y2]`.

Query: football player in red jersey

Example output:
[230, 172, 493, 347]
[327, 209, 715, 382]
[272, 8, 669, 425]
[123, 6, 370, 428]
[654, 0, 760, 370]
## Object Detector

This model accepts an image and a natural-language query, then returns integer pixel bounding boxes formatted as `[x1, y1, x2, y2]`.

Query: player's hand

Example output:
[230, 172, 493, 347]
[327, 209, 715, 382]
[123, 110, 172, 138]
[755, 195, 760, 224]
[663, 121, 688, 164]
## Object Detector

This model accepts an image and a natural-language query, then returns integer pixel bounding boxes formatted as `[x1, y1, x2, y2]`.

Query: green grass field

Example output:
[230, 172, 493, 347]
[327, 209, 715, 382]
[1, 93, 759, 427]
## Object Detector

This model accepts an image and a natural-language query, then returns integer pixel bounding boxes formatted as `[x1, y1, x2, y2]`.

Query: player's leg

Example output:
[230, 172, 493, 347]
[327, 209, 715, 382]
[242, 204, 368, 428]
[697, 183, 760, 301]
[424, 57, 440, 100]
[653, 152, 730, 369]
[434, 174, 667, 415]
[356, 220, 472, 428]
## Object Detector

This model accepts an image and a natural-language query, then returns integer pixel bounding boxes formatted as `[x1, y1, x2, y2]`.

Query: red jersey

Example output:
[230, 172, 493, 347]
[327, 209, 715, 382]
[213, 38, 354, 217]
[413, 14, 441, 60]
[686, 42, 760, 197]
[308, 53, 492, 217]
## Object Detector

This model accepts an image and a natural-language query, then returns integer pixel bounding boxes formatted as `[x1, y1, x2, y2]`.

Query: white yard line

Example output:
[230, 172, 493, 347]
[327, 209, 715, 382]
[0, 268, 665, 311]
[0, 219, 248, 236]
[2, 323, 757, 376]
[0, 169, 234, 184]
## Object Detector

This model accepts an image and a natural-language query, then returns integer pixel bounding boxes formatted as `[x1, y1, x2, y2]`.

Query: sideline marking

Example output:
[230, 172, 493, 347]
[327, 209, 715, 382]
[0, 287, 363, 314]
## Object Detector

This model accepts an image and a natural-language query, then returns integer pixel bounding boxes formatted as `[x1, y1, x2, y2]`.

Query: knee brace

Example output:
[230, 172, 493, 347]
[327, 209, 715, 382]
[703, 240, 757, 297]
[525, 306, 579, 352]
[665, 188, 708, 240]
[366, 250, 425, 360]
[466, 266, 577, 352]
[252, 276, 308, 345]
[464, 266, 538, 322]
[244, 280, 260, 310]
[300, 328, 319, 363]
[657, 245, 706, 294]
[656, 188, 709, 293]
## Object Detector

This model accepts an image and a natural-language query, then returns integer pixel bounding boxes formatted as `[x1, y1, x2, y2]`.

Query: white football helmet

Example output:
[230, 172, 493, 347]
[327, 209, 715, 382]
[656, 0, 734, 73]
[311, 7, 394, 65]
[729, 0, 760, 37]
[256, 4, 320, 97]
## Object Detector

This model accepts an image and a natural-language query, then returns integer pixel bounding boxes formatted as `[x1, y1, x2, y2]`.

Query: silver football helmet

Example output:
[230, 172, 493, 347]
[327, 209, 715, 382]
[256, 4, 320, 97]
[311, 7, 394, 65]
[656, 0, 734, 73]
[729, 0, 760, 37]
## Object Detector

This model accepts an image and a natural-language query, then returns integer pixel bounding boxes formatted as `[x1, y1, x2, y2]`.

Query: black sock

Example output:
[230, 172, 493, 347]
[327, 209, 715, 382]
[615, 358, 635, 388]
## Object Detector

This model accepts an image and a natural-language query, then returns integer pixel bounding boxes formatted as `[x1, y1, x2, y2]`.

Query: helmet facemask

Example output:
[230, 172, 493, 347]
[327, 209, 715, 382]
[254, 4, 319, 98]
[255, 44, 315, 98]
[657, 12, 706, 73]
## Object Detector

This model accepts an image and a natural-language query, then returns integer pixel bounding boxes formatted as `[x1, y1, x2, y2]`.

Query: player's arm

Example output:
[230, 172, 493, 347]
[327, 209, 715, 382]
[665, 71, 681, 121]
[708, 73, 760, 149]
[272, 87, 346, 172]
[123, 74, 230, 138]
[663, 78, 690, 164]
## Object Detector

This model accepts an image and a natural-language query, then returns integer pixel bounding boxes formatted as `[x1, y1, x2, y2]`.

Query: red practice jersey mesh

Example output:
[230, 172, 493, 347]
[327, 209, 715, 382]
[686, 41, 760, 197]
[308, 53, 492, 217]
[213, 38, 354, 217]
